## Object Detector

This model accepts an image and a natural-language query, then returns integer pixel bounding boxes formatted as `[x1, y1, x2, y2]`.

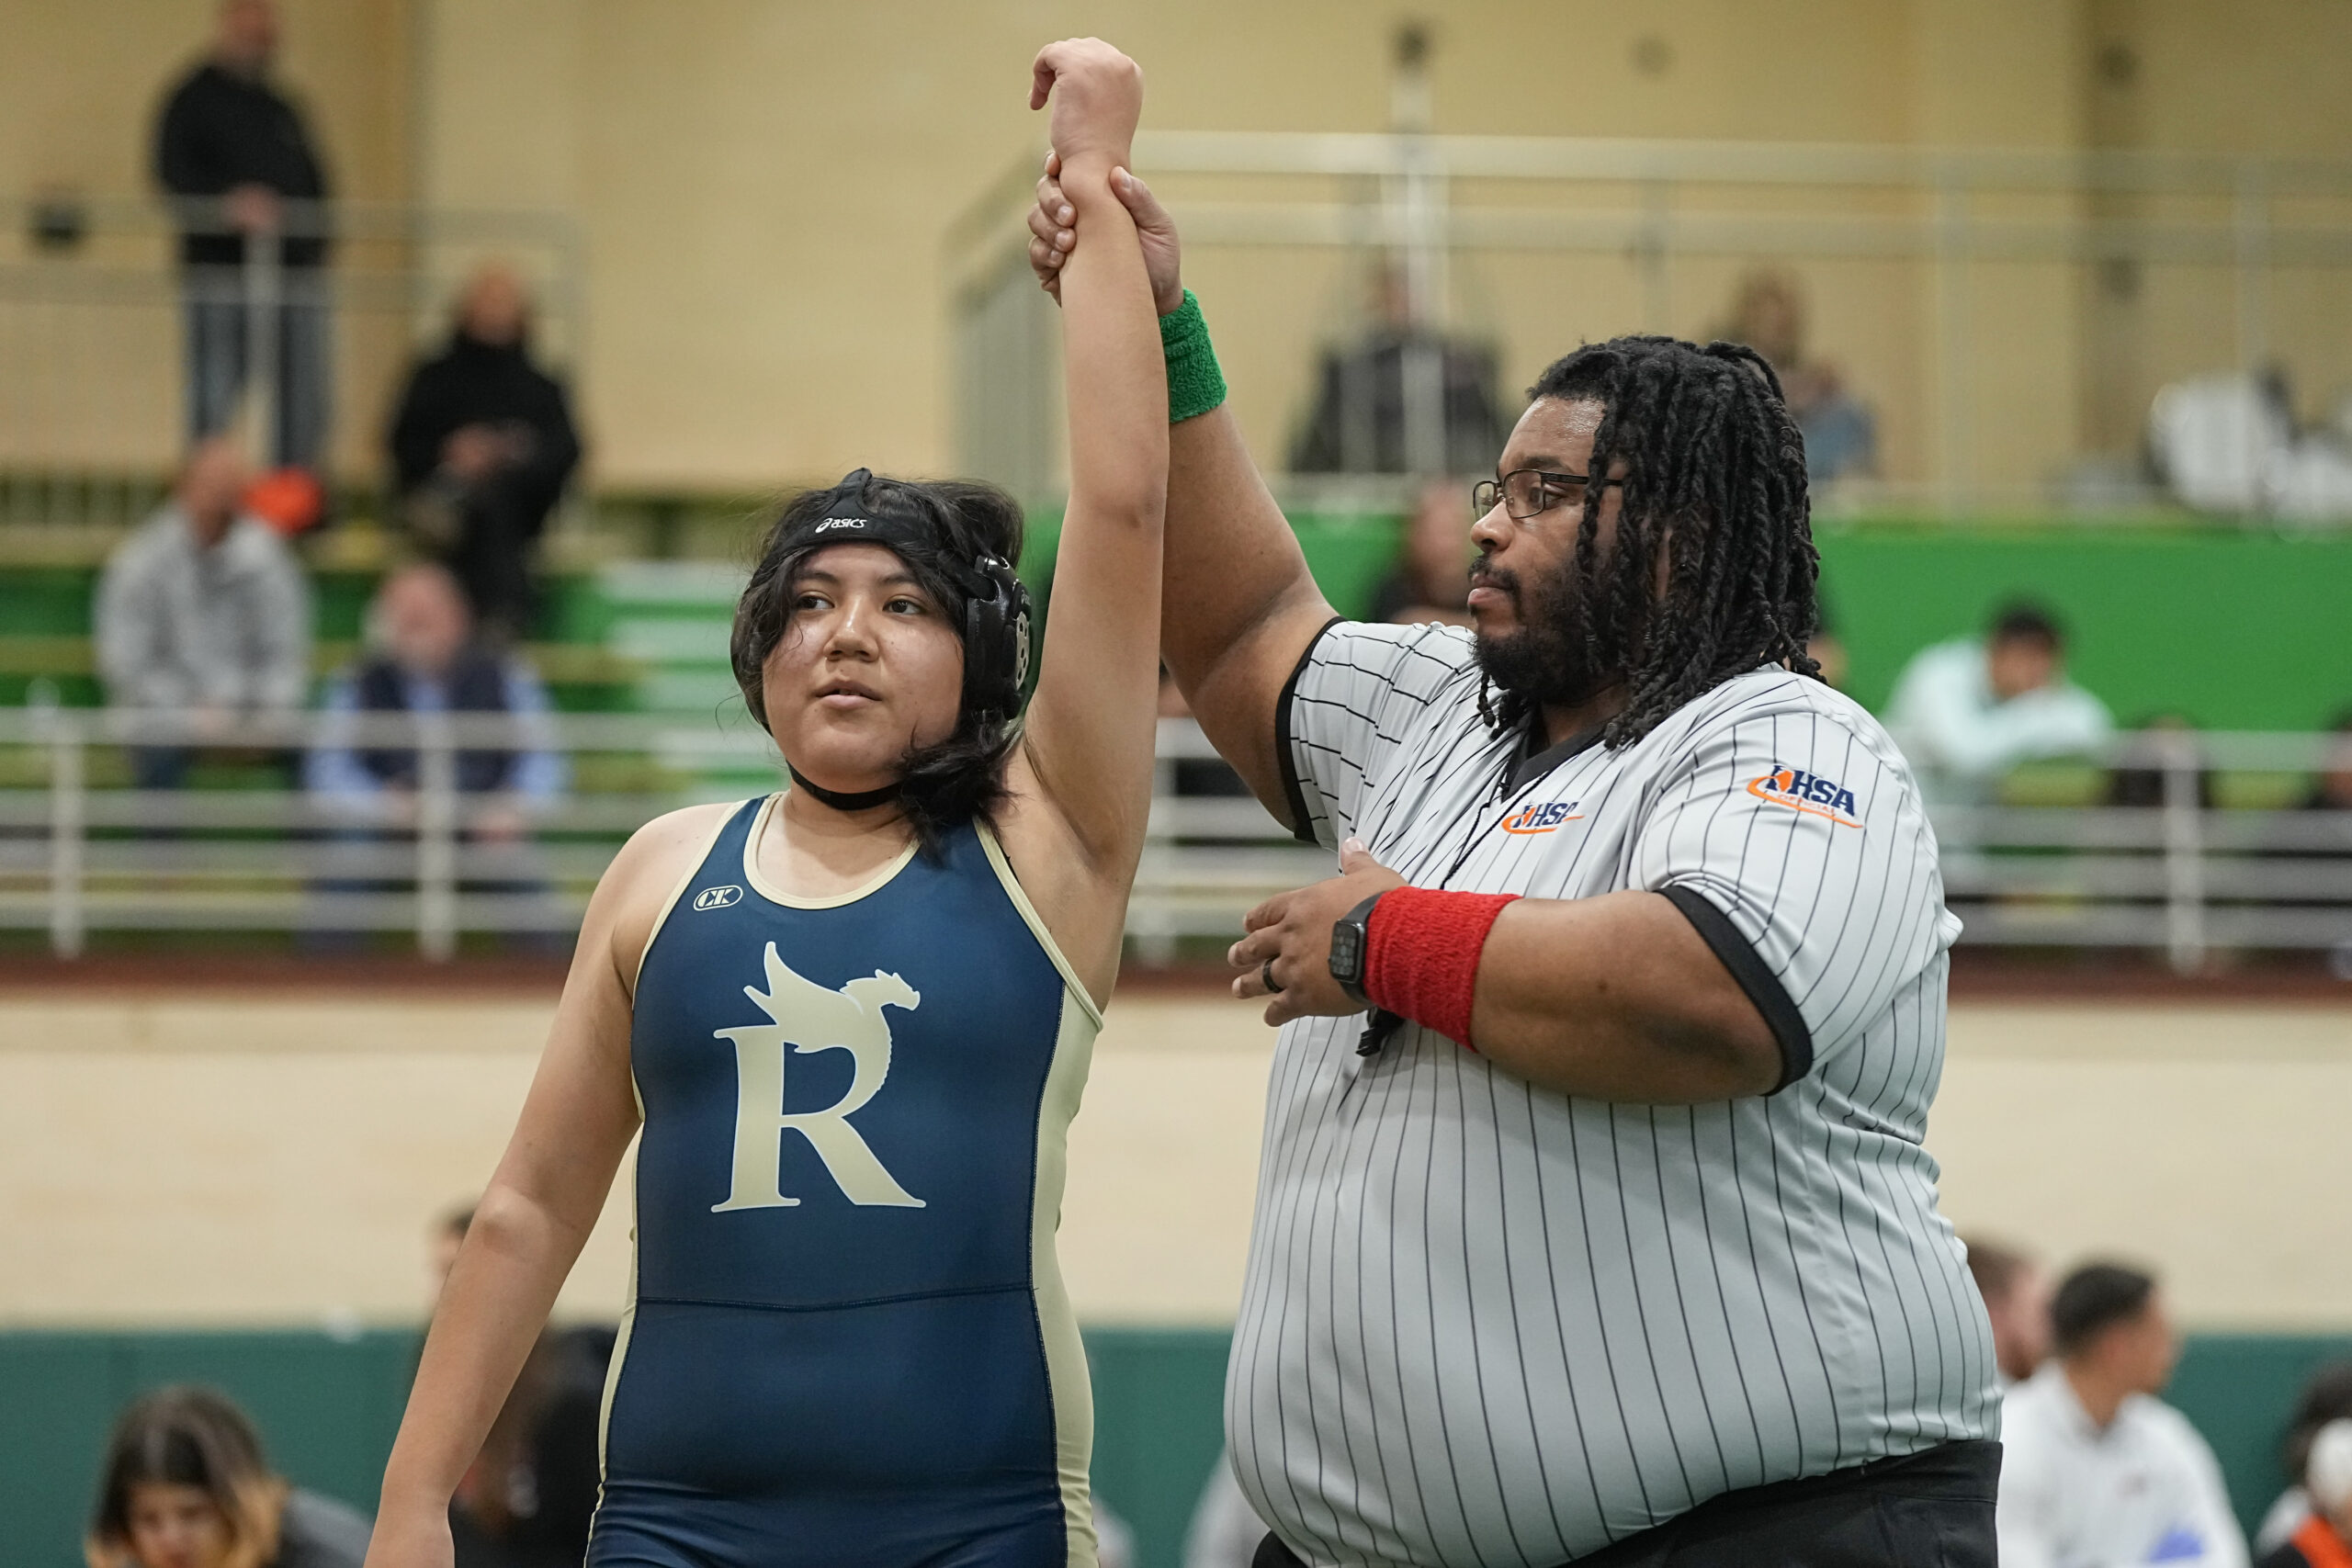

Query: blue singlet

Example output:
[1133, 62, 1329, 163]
[586, 795, 1102, 1568]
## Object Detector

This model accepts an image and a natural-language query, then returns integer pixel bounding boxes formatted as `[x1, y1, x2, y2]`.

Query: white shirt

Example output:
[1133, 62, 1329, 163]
[1884, 638, 2113, 806]
[1230, 622, 1996, 1568]
[1997, 1362, 2248, 1568]
[95, 505, 313, 715]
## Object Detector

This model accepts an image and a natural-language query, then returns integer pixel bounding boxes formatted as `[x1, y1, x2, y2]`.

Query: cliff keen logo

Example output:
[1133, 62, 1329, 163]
[1498, 799, 1584, 835]
[815, 516, 869, 533]
[1747, 765, 1864, 828]
[693, 885, 743, 910]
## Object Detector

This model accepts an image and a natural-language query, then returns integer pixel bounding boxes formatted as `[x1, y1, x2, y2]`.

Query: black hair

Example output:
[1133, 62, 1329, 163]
[2282, 1362, 2352, 1485]
[1502, 334, 1819, 747]
[1962, 1235, 2034, 1306]
[2051, 1261, 2157, 1357]
[90, 1385, 281, 1551]
[730, 472, 1025, 853]
[1989, 600, 2064, 649]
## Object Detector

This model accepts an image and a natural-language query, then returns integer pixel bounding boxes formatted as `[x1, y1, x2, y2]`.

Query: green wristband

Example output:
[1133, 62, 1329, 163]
[1159, 288, 1227, 424]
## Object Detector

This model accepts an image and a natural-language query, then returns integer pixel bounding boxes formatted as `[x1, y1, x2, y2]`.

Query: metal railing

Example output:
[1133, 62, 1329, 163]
[2, 709, 2345, 968]
[1, 192, 582, 499]
[949, 131, 2352, 514]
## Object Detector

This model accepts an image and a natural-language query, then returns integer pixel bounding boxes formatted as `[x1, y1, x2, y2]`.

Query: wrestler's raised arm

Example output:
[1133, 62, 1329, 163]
[993, 39, 1170, 1001]
[1029, 152, 1337, 830]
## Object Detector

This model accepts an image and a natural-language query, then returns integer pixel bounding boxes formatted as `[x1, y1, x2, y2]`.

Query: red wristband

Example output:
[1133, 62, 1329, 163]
[1361, 887, 1521, 1050]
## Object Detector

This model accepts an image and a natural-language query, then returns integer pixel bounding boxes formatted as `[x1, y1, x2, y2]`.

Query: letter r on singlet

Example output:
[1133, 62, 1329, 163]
[710, 944, 925, 1211]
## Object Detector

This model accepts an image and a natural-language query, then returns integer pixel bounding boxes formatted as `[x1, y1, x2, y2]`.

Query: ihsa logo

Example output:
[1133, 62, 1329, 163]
[1498, 800, 1583, 835]
[1746, 766, 1863, 828]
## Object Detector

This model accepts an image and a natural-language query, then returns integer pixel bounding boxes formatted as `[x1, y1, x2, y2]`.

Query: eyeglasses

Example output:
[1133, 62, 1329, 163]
[1471, 468, 1623, 521]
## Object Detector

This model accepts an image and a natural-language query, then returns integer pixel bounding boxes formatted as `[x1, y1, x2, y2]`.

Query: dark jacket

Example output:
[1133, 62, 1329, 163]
[356, 647, 521, 795]
[1290, 331, 1510, 476]
[388, 332, 582, 537]
[153, 61, 331, 269]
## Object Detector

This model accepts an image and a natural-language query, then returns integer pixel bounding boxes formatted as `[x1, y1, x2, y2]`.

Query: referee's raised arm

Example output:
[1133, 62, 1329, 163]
[1029, 155, 1332, 828]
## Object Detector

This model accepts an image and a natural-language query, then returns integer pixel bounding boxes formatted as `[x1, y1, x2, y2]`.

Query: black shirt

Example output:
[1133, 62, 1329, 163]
[153, 61, 331, 269]
[388, 332, 583, 533]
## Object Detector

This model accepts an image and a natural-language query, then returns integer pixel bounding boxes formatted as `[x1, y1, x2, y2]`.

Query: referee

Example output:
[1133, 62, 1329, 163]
[1031, 52, 1997, 1568]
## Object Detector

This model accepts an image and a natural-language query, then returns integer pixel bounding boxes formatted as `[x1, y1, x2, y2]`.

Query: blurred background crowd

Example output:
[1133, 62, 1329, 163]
[4, 2, 2351, 1566]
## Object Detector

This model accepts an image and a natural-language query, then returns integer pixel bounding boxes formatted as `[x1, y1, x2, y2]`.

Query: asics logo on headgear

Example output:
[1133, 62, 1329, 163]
[815, 517, 868, 533]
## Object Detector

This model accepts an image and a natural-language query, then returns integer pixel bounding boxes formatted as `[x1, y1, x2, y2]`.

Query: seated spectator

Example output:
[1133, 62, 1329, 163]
[2302, 713, 2352, 813]
[303, 564, 564, 947]
[429, 1205, 607, 1568]
[1963, 1234, 2052, 1386]
[1289, 255, 1509, 476]
[1370, 479, 1474, 626]
[1887, 601, 2114, 807]
[1183, 1449, 1268, 1568]
[1717, 267, 1876, 486]
[2108, 713, 2221, 810]
[1998, 1261, 2248, 1568]
[86, 1384, 368, 1568]
[305, 561, 563, 832]
[2263, 1421, 2352, 1568]
[96, 436, 312, 789]
[2256, 1363, 2352, 1556]
[388, 264, 582, 641]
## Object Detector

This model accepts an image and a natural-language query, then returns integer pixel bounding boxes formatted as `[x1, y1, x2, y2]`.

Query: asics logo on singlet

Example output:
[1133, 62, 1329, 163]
[710, 942, 926, 1212]
[1747, 765, 1863, 828]
[815, 516, 868, 533]
[1498, 800, 1583, 835]
[692, 885, 742, 910]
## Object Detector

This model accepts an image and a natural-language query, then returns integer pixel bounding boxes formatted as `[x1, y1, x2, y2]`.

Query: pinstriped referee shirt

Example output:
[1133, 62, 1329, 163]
[1227, 621, 1998, 1568]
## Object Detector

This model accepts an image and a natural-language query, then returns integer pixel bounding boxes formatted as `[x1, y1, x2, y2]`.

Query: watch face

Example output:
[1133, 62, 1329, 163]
[1331, 924, 1363, 979]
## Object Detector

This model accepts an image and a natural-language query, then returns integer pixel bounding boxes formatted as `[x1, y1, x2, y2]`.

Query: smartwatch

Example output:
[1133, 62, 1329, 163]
[1328, 892, 1387, 1008]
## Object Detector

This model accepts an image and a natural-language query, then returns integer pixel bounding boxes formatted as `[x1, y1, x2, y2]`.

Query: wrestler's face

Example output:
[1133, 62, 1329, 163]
[1468, 397, 1634, 710]
[763, 545, 965, 795]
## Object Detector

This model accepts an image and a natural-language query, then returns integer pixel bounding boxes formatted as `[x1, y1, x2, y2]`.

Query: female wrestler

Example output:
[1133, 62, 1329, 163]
[363, 39, 1163, 1568]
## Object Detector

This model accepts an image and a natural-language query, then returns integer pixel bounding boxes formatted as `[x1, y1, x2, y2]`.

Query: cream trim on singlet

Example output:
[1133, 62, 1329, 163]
[740, 790, 921, 910]
[980, 821, 1105, 1568]
[975, 823, 1106, 1031]
[600, 800, 739, 1515]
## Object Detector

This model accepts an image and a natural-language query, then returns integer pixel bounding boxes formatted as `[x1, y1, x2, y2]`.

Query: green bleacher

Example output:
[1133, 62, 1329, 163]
[7, 509, 2351, 769]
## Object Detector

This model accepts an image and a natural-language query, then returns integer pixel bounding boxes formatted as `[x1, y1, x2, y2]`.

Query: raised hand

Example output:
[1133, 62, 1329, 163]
[1027, 151, 1183, 313]
[1029, 37, 1143, 173]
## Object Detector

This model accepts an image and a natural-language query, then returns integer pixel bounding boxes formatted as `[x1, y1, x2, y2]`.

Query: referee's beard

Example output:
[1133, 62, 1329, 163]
[1471, 557, 1622, 715]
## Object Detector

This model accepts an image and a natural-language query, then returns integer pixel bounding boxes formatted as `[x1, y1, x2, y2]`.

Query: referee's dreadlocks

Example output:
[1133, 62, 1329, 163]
[1481, 334, 1821, 748]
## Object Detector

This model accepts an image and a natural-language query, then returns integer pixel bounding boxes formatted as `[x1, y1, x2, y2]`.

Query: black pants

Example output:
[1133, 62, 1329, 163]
[1251, 1439, 1999, 1568]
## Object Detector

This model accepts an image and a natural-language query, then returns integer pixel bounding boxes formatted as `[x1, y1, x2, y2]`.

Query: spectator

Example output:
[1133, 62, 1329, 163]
[2301, 713, 2352, 813]
[1718, 267, 1876, 486]
[1998, 1262, 2248, 1568]
[153, 0, 333, 479]
[388, 264, 583, 640]
[2108, 713, 2222, 810]
[2263, 1421, 2352, 1568]
[1183, 1450, 1269, 1568]
[2294, 713, 2352, 981]
[1887, 601, 2114, 807]
[1289, 255, 1509, 476]
[1368, 479, 1474, 626]
[428, 1206, 607, 1568]
[96, 436, 312, 790]
[1964, 1235, 2053, 1386]
[304, 561, 564, 833]
[2256, 1363, 2352, 1556]
[86, 1384, 368, 1568]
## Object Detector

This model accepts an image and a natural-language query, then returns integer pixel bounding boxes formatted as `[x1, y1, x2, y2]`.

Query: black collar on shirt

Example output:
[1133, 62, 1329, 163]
[1505, 717, 1610, 794]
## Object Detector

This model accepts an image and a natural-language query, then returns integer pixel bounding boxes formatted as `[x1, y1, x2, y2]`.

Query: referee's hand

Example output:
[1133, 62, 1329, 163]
[1230, 839, 1405, 1025]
